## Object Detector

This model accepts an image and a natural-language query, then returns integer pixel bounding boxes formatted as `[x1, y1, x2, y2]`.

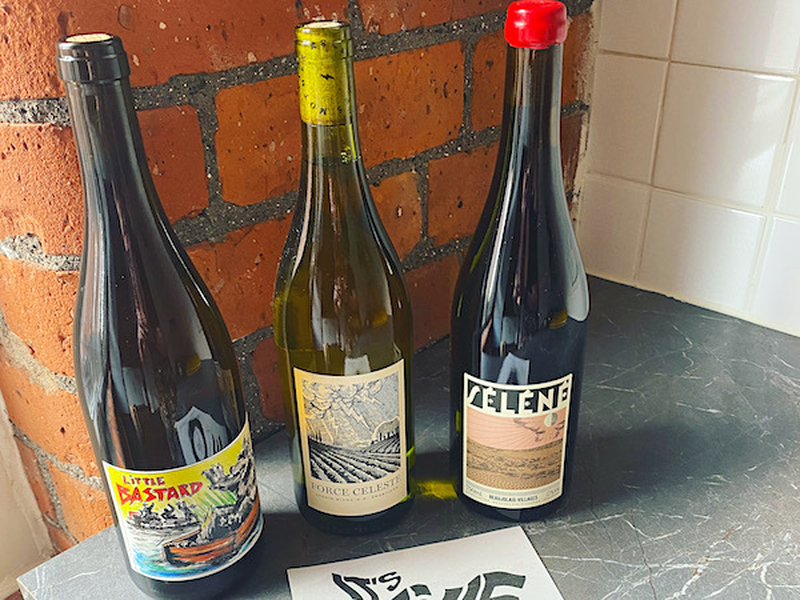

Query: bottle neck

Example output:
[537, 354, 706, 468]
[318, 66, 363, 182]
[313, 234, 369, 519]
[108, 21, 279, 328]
[64, 77, 156, 221]
[298, 51, 363, 165]
[298, 50, 370, 221]
[499, 44, 563, 178]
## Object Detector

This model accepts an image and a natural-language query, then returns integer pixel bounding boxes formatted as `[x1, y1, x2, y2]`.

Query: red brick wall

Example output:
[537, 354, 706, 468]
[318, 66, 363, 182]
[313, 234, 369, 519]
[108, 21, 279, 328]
[0, 0, 594, 555]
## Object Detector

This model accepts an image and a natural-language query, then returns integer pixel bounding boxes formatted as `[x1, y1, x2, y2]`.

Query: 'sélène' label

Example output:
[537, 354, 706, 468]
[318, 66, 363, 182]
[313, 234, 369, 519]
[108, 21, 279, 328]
[103, 417, 262, 582]
[294, 360, 407, 517]
[462, 373, 573, 509]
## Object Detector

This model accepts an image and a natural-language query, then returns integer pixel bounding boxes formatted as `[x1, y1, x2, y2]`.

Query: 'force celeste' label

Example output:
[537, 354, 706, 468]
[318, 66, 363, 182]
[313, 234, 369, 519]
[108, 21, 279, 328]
[103, 417, 262, 582]
[462, 373, 572, 509]
[295, 360, 407, 517]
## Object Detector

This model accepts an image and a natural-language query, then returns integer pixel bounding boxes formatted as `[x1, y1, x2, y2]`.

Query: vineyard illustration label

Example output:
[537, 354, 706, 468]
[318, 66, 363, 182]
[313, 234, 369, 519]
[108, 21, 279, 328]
[103, 419, 262, 581]
[294, 360, 407, 517]
[463, 372, 572, 509]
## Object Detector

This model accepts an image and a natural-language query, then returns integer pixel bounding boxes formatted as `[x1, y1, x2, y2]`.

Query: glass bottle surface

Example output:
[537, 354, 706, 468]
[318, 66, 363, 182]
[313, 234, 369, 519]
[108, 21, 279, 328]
[274, 21, 415, 534]
[450, 1, 589, 522]
[59, 33, 261, 597]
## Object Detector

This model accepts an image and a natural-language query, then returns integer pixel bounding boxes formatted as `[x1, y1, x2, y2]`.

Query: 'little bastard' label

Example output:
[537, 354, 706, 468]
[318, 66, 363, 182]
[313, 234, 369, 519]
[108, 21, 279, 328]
[114, 476, 203, 504]
[463, 373, 573, 510]
[104, 418, 262, 582]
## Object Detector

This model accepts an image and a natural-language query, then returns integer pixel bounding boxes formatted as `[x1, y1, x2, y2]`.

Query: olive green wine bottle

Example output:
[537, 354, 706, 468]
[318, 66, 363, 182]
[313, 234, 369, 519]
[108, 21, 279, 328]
[274, 21, 415, 534]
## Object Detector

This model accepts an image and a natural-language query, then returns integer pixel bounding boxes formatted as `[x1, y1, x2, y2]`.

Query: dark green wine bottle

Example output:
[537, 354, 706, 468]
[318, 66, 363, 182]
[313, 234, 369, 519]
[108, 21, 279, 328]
[274, 21, 415, 534]
[450, 1, 590, 522]
[58, 33, 261, 597]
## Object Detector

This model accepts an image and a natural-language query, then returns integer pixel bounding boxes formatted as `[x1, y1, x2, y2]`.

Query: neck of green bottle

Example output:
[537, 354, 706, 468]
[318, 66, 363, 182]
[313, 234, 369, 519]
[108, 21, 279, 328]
[499, 44, 563, 178]
[64, 76, 158, 222]
[298, 52, 370, 218]
[300, 118, 363, 167]
[299, 48, 364, 157]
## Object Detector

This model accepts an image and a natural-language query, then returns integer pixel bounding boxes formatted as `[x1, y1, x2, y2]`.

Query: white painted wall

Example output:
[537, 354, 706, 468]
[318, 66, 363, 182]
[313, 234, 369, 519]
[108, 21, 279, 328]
[0, 392, 52, 597]
[578, 0, 800, 337]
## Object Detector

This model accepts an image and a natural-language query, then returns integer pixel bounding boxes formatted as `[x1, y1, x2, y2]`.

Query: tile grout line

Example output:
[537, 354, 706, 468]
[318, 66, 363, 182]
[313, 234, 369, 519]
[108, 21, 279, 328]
[742, 79, 800, 314]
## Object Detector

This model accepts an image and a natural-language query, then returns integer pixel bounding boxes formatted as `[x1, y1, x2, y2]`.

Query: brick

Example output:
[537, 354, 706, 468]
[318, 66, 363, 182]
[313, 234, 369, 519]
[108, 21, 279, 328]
[471, 29, 505, 131]
[0, 0, 65, 99]
[452, 0, 508, 21]
[216, 44, 464, 204]
[360, 1, 452, 34]
[252, 337, 285, 423]
[561, 111, 585, 195]
[297, 0, 347, 21]
[0, 110, 205, 254]
[360, 0, 507, 35]
[0, 0, 347, 100]
[427, 123, 582, 244]
[216, 75, 300, 207]
[0, 124, 83, 255]
[139, 105, 208, 223]
[187, 217, 292, 340]
[0, 349, 98, 477]
[370, 171, 422, 259]
[428, 142, 498, 246]
[407, 255, 460, 348]
[14, 439, 58, 523]
[19, 461, 55, 539]
[356, 42, 464, 167]
[563, 12, 593, 106]
[44, 520, 75, 553]
[0, 256, 78, 377]
[49, 467, 112, 542]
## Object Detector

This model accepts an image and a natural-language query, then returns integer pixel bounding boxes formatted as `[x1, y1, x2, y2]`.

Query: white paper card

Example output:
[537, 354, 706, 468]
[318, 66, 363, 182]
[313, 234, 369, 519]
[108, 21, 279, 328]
[286, 526, 563, 600]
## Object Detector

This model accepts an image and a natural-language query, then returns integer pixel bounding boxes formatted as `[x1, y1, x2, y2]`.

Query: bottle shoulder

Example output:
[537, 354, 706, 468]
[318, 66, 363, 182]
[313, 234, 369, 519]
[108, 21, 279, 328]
[78, 204, 234, 357]
[453, 182, 588, 328]
[274, 198, 412, 357]
[276, 181, 407, 296]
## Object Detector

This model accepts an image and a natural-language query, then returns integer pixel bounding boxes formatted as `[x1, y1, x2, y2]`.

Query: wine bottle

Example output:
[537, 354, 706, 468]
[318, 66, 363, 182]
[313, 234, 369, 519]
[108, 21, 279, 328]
[58, 34, 262, 596]
[274, 21, 415, 534]
[450, 1, 590, 522]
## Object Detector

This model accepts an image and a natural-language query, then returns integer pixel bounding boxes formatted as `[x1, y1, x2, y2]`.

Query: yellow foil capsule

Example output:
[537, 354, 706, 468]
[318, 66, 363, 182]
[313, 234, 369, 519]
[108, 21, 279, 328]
[295, 21, 352, 126]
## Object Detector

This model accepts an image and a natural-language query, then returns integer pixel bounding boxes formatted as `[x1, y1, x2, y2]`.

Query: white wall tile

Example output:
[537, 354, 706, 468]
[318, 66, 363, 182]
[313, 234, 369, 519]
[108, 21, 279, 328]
[653, 64, 794, 207]
[672, 0, 800, 74]
[588, 54, 667, 183]
[598, 0, 677, 59]
[751, 218, 800, 336]
[777, 101, 800, 218]
[585, 2, 800, 337]
[638, 191, 764, 311]
[578, 175, 649, 283]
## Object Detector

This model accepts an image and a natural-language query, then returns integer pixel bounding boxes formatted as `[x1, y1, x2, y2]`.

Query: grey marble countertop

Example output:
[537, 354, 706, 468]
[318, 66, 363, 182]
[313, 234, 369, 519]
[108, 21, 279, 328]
[19, 278, 800, 599]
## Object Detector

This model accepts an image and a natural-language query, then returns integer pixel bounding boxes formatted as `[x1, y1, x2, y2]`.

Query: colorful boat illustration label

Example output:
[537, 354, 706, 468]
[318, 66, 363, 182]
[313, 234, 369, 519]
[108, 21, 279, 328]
[103, 417, 262, 581]
[294, 360, 407, 517]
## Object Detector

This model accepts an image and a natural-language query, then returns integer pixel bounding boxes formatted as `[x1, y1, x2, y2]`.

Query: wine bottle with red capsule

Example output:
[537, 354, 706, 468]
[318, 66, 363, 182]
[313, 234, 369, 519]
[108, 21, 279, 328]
[450, 0, 589, 521]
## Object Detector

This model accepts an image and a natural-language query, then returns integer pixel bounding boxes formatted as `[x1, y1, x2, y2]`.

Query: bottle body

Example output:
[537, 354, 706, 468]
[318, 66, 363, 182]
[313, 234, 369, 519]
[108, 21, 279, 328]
[59, 34, 261, 597]
[450, 5, 589, 522]
[274, 21, 414, 534]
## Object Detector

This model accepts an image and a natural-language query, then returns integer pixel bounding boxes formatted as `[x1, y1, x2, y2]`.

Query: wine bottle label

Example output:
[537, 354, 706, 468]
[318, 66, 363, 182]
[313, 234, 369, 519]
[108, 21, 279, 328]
[294, 360, 408, 517]
[103, 417, 262, 582]
[462, 372, 572, 509]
